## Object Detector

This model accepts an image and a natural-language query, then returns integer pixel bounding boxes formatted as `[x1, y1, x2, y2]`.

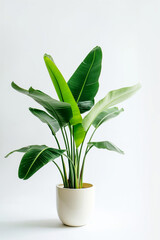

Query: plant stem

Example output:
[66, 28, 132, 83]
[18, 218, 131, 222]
[64, 126, 70, 157]
[79, 127, 96, 187]
[54, 131, 68, 188]
[52, 160, 64, 184]
[68, 124, 74, 188]
[63, 152, 78, 188]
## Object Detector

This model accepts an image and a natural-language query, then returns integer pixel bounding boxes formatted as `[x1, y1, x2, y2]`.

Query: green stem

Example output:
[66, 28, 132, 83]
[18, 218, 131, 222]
[55, 131, 68, 188]
[79, 127, 96, 187]
[63, 152, 78, 188]
[64, 126, 70, 157]
[68, 124, 74, 188]
[52, 160, 64, 184]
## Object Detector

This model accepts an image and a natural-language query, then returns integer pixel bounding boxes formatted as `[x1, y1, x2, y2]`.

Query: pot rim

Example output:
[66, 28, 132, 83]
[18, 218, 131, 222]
[56, 183, 94, 191]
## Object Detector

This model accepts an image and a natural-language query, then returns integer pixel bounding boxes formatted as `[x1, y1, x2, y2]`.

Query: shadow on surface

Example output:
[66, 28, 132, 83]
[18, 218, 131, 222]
[0, 218, 67, 229]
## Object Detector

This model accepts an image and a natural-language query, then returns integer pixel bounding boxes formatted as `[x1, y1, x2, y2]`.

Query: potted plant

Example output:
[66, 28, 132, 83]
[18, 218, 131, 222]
[5, 46, 141, 226]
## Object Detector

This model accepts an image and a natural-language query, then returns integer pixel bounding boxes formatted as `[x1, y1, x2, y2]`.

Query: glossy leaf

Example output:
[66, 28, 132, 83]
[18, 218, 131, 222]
[83, 83, 141, 131]
[5, 145, 46, 158]
[78, 100, 94, 114]
[29, 108, 59, 135]
[44, 54, 82, 126]
[92, 107, 124, 129]
[11, 82, 73, 127]
[68, 46, 102, 112]
[88, 141, 124, 154]
[18, 145, 65, 180]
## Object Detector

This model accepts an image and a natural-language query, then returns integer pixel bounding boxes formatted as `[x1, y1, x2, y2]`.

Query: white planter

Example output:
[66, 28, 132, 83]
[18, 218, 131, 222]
[56, 183, 94, 227]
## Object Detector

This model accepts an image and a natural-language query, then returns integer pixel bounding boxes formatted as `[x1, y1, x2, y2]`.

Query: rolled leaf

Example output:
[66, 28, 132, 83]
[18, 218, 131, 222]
[73, 123, 85, 148]
[68, 46, 102, 107]
[5, 145, 46, 158]
[44, 54, 82, 126]
[18, 145, 65, 180]
[29, 108, 59, 135]
[11, 82, 73, 127]
[78, 100, 94, 114]
[88, 141, 124, 154]
[83, 83, 141, 131]
[92, 107, 124, 129]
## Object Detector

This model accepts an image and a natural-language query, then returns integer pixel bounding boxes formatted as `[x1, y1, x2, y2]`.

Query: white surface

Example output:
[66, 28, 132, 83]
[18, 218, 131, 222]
[0, 0, 160, 239]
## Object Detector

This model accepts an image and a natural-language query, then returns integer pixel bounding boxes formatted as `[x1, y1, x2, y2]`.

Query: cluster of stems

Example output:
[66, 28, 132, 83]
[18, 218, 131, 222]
[52, 124, 95, 189]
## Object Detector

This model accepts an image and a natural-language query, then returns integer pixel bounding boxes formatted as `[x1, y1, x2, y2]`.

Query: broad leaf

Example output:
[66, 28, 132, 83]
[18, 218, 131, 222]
[11, 82, 73, 127]
[83, 83, 141, 131]
[92, 107, 124, 129]
[18, 145, 65, 180]
[78, 100, 94, 114]
[88, 141, 124, 154]
[44, 54, 82, 126]
[5, 145, 46, 158]
[29, 108, 59, 135]
[68, 46, 102, 108]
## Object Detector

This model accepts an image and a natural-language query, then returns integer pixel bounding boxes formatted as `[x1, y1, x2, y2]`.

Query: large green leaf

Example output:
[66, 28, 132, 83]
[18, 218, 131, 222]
[68, 46, 102, 107]
[44, 54, 82, 126]
[92, 107, 124, 129]
[5, 145, 46, 158]
[11, 82, 73, 127]
[88, 141, 124, 154]
[29, 108, 59, 135]
[78, 100, 94, 114]
[83, 83, 141, 131]
[17, 145, 65, 180]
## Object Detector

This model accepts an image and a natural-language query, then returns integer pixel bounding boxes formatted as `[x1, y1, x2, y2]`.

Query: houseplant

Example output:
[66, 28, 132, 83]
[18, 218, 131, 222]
[5, 46, 140, 226]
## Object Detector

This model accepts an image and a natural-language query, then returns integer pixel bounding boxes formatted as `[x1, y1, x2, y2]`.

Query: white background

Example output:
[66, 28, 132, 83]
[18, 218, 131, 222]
[0, 0, 160, 239]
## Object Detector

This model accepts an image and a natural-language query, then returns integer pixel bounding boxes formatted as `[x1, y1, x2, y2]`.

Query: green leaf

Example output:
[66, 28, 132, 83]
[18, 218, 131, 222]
[73, 123, 85, 148]
[11, 82, 73, 127]
[44, 54, 82, 126]
[83, 83, 141, 131]
[92, 107, 124, 129]
[88, 141, 124, 154]
[18, 145, 65, 180]
[5, 145, 46, 158]
[68, 46, 102, 108]
[78, 100, 94, 114]
[29, 108, 59, 135]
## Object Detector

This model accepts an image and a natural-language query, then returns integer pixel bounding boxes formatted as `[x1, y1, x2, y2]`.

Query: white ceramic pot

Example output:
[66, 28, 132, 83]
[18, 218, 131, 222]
[56, 183, 94, 227]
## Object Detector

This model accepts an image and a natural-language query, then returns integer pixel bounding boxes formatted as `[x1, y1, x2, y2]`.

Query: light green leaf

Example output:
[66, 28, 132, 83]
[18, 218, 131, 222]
[73, 123, 85, 148]
[18, 145, 65, 180]
[29, 108, 59, 135]
[83, 83, 141, 131]
[44, 54, 82, 126]
[68, 46, 102, 102]
[88, 141, 124, 154]
[11, 82, 73, 127]
[92, 107, 124, 129]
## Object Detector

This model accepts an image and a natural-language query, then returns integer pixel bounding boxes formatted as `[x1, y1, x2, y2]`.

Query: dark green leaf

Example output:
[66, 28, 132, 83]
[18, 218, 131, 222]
[88, 141, 124, 154]
[68, 46, 102, 107]
[5, 145, 47, 158]
[18, 145, 65, 180]
[11, 82, 73, 127]
[92, 107, 124, 128]
[78, 100, 94, 114]
[29, 108, 59, 135]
